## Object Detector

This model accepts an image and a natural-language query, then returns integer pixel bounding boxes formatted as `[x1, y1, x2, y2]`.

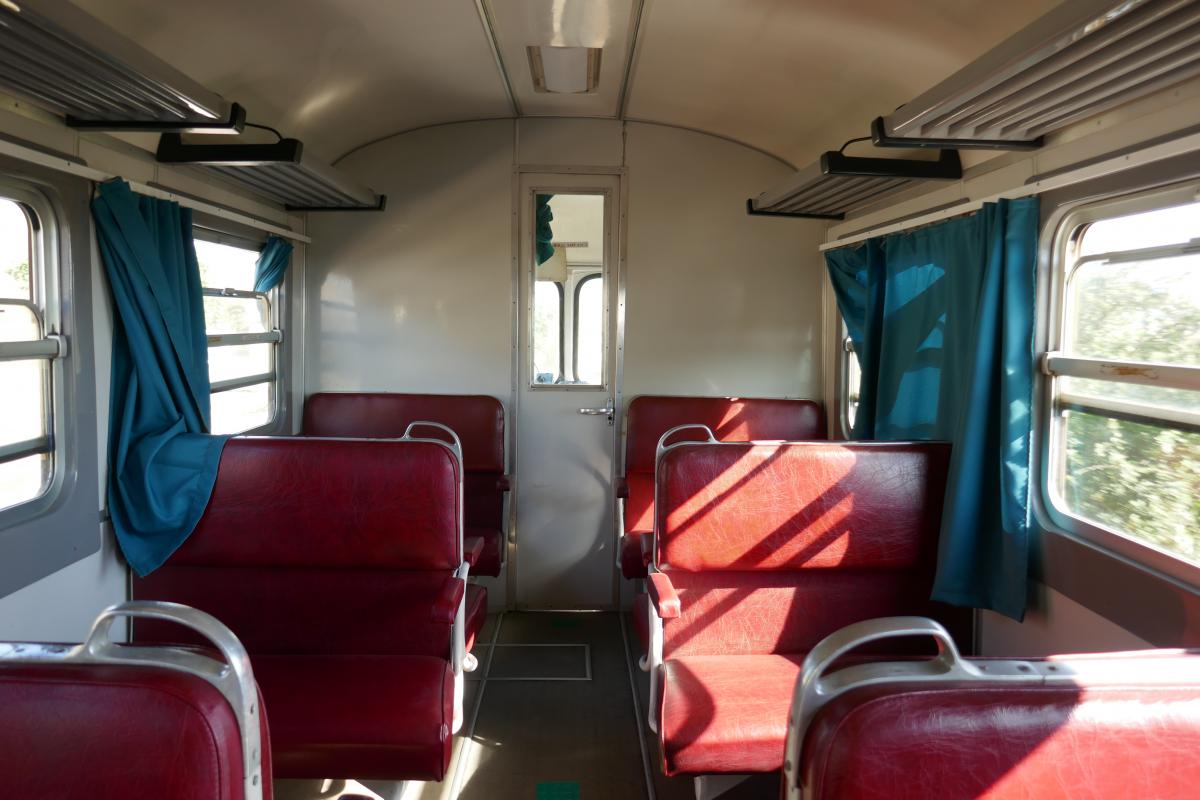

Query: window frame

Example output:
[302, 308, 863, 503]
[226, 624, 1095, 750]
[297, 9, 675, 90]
[193, 227, 283, 435]
[1037, 179, 1200, 589]
[525, 187, 612, 392]
[0, 184, 66, 525]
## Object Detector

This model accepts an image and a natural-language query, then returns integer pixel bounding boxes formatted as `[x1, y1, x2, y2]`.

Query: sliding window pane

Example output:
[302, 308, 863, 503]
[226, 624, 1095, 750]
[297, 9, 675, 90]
[1066, 254, 1200, 367]
[0, 453, 50, 513]
[196, 239, 258, 291]
[208, 343, 271, 385]
[211, 383, 271, 434]
[0, 359, 47, 448]
[1060, 410, 1200, 563]
[1078, 200, 1200, 256]
[0, 301, 39, 341]
[0, 199, 31, 300]
[204, 295, 270, 335]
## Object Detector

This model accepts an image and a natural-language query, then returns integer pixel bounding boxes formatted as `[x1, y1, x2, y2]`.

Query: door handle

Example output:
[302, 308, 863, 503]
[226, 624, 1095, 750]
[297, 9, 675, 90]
[578, 398, 615, 425]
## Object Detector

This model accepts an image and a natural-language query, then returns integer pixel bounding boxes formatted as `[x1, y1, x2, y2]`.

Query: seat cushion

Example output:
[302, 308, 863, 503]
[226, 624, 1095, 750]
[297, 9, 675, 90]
[465, 584, 488, 651]
[253, 655, 453, 782]
[467, 526, 504, 577]
[659, 654, 803, 776]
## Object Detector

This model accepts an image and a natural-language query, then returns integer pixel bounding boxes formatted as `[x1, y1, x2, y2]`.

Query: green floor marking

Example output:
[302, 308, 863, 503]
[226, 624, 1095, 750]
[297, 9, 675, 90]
[535, 781, 581, 800]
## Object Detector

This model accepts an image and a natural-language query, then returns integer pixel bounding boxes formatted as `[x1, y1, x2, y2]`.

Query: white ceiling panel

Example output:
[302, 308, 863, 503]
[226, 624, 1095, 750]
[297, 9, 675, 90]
[485, 0, 637, 117]
[625, 0, 1055, 167]
[70, 0, 514, 161]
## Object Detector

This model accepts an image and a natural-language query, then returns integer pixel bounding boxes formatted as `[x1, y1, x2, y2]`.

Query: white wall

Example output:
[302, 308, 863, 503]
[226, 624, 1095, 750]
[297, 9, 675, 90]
[308, 118, 826, 403]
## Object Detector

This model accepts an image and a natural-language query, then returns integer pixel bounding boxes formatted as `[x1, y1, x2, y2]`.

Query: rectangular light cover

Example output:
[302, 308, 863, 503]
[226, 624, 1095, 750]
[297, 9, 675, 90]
[527, 46, 602, 94]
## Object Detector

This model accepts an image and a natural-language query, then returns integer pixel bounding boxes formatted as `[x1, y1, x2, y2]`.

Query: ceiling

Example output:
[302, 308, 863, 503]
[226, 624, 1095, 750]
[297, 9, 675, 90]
[72, 0, 1055, 168]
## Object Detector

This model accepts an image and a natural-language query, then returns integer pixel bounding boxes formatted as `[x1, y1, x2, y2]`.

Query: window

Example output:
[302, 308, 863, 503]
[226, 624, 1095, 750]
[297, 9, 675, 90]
[573, 273, 602, 384]
[528, 192, 606, 387]
[532, 281, 564, 383]
[0, 196, 59, 514]
[1044, 189, 1200, 569]
[195, 237, 281, 434]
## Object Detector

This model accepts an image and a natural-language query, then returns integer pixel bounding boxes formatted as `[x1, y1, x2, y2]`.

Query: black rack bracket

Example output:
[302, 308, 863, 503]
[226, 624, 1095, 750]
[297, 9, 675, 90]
[871, 116, 1043, 152]
[156, 133, 303, 166]
[66, 103, 247, 135]
[820, 148, 963, 180]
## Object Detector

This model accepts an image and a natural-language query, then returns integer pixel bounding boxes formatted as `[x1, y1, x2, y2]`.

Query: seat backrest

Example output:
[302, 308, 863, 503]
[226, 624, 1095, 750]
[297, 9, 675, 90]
[0, 602, 269, 800]
[134, 436, 461, 658]
[623, 395, 826, 476]
[654, 441, 967, 657]
[790, 619, 1200, 800]
[301, 392, 505, 529]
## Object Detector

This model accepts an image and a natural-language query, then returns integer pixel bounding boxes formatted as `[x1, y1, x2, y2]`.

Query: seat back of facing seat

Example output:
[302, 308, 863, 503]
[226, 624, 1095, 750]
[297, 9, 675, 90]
[134, 436, 462, 658]
[0, 602, 268, 800]
[653, 440, 968, 658]
[619, 396, 827, 578]
[301, 392, 506, 531]
[786, 618, 1200, 800]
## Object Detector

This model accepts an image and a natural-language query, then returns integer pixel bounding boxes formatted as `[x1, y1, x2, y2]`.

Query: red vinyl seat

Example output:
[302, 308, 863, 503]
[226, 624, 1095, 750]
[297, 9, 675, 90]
[786, 618, 1200, 800]
[302, 392, 509, 578]
[134, 436, 472, 782]
[645, 441, 969, 779]
[0, 602, 270, 800]
[617, 396, 826, 581]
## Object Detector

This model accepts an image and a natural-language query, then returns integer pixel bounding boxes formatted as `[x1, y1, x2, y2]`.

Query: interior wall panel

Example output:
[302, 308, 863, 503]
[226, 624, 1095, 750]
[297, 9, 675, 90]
[308, 117, 827, 412]
[980, 584, 1151, 657]
[621, 122, 825, 399]
[306, 120, 516, 400]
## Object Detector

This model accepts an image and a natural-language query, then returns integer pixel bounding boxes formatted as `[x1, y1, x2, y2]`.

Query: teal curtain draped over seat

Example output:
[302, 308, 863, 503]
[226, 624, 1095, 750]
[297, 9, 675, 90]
[535, 193, 555, 265]
[253, 234, 293, 293]
[825, 198, 1039, 619]
[92, 179, 229, 576]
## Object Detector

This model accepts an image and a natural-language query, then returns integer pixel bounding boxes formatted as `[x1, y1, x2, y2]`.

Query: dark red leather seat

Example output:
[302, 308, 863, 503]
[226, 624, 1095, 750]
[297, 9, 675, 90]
[0, 602, 270, 800]
[645, 441, 969, 778]
[134, 436, 471, 782]
[618, 396, 826, 582]
[787, 618, 1200, 800]
[302, 392, 509, 578]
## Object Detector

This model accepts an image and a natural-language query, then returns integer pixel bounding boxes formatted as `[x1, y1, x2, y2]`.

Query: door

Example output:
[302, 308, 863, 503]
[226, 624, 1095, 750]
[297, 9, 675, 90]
[514, 172, 622, 609]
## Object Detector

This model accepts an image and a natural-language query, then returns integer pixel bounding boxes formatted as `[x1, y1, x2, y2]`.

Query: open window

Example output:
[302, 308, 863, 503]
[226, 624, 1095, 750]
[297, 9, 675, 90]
[195, 235, 281, 434]
[1042, 185, 1200, 577]
[0, 195, 57, 514]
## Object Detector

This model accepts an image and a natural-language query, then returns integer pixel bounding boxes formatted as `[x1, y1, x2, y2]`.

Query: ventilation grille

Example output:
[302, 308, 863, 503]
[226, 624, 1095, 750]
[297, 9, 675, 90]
[156, 135, 385, 211]
[749, 151, 962, 220]
[877, 0, 1200, 147]
[0, 0, 240, 131]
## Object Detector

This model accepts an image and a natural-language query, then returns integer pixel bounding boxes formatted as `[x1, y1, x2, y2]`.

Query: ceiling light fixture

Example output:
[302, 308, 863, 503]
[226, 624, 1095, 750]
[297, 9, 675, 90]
[527, 45, 602, 94]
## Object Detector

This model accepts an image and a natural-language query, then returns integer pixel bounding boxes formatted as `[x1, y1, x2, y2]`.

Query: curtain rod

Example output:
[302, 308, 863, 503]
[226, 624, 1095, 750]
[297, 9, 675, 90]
[819, 128, 1200, 253]
[0, 135, 310, 244]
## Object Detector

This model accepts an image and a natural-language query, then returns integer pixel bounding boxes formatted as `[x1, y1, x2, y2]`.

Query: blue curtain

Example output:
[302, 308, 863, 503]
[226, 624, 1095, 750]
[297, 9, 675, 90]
[825, 198, 1039, 619]
[93, 180, 229, 576]
[253, 235, 293, 293]
[535, 194, 555, 265]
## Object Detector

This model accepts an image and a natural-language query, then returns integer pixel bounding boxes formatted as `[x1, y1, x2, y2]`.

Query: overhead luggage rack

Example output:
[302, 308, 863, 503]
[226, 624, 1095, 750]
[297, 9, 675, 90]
[156, 134, 387, 211]
[747, 149, 962, 220]
[0, 0, 244, 133]
[874, 0, 1200, 149]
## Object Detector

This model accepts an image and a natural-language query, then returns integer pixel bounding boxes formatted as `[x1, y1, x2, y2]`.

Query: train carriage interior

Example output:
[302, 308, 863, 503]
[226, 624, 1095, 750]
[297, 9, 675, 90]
[1, 0, 1199, 798]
